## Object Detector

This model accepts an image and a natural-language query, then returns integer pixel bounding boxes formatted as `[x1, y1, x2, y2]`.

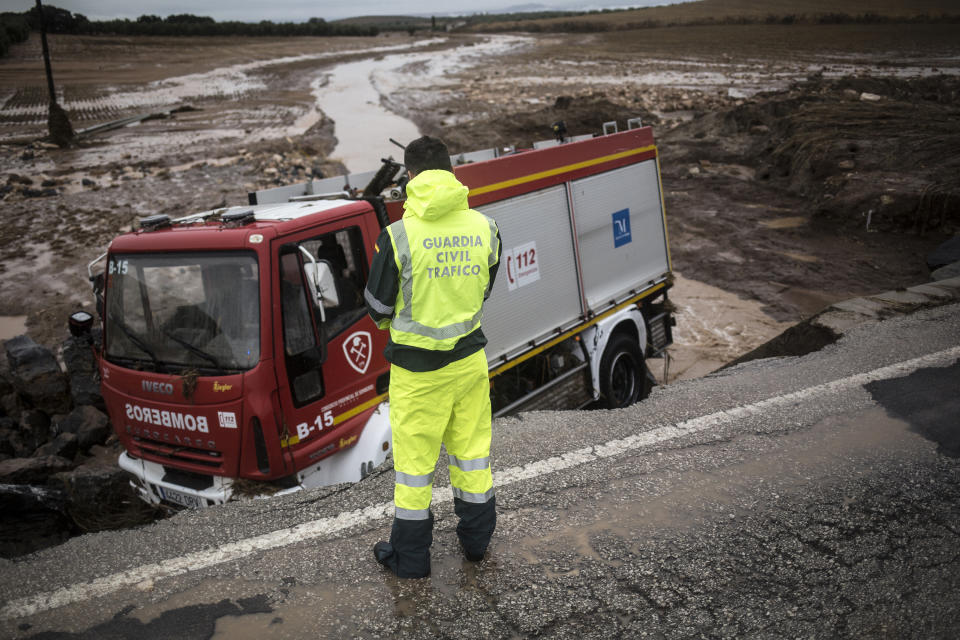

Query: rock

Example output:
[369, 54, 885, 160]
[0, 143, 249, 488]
[859, 92, 882, 102]
[838, 159, 855, 170]
[77, 417, 110, 451]
[0, 372, 12, 398]
[81, 178, 96, 187]
[3, 335, 71, 414]
[50, 457, 145, 535]
[0, 419, 30, 458]
[687, 166, 701, 177]
[18, 409, 51, 454]
[931, 261, 960, 281]
[62, 335, 102, 407]
[927, 236, 960, 271]
[1, 393, 24, 421]
[0, 456, 74, 484]
[34, 432, 78, 459]
[22, 187, 58, 198]
[0, 421, 19, 456]
[40, 179, 59, 188]
[0, 483, 73, 558]
[53, 460, 127, 505]
[7, 174, 32, 185]
[53, 406, 109, 451]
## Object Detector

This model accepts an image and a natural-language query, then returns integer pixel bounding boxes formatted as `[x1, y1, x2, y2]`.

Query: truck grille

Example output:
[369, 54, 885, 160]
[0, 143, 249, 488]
[133, 436, 224, 471]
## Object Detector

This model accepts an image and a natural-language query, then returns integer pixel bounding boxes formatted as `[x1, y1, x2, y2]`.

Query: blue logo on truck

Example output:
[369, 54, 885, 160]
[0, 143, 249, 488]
[612, 209, 632, 248]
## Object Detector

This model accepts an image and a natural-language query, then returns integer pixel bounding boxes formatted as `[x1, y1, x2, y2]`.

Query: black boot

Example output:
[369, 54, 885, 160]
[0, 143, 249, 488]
[454, 496, 496, 561]
[373, 513, 433, 578]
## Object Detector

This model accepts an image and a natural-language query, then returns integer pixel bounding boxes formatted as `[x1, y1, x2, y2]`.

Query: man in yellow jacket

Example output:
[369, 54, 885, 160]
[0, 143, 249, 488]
[365, 136, 501, 578]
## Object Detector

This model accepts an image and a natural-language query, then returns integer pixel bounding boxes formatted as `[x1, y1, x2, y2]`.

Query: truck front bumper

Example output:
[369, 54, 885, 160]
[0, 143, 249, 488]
[119, 452, 233, 508]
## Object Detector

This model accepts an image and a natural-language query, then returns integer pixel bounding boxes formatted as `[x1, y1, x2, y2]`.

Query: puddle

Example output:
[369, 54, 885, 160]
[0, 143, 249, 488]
[867, 360, 960, 457]
[759, 216, 808, 229]
[775, 250, 820, 263]
[509, 405, 920, 568]
[0, 315, 27, 341]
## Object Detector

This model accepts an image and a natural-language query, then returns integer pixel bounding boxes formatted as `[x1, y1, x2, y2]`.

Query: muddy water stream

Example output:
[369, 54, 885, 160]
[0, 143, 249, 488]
[317, 35, 529, 172]
[316, 58, 421, 172]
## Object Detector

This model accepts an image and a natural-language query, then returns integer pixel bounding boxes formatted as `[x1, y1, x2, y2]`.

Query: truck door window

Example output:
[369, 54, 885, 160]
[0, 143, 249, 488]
[279, 250, 325, 406]
[297, 226, 368, 339]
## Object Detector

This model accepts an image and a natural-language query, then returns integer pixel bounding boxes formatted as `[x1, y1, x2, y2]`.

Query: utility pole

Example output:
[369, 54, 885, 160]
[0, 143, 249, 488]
[36, 0, 74, 147]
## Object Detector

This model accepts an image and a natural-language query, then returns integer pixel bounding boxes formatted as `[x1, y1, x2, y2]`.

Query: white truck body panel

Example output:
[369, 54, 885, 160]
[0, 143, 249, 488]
[478, 157, 669, 367]
[572, 159, 669, 309]
[478, 184, 584, 365]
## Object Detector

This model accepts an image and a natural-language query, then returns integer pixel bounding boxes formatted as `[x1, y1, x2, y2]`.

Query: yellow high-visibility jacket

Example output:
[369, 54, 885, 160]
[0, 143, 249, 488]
[364, 169, 501, 371]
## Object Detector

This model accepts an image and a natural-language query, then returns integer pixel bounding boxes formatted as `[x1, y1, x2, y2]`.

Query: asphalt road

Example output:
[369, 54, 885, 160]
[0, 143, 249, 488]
[1, 303, 958, 639]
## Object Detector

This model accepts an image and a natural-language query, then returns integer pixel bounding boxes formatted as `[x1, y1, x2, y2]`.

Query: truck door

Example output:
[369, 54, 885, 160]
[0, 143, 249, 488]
[272, 217, 389, 464]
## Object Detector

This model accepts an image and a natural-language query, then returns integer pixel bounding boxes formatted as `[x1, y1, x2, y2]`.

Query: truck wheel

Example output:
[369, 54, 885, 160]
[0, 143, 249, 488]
[599, 333, 650, 409]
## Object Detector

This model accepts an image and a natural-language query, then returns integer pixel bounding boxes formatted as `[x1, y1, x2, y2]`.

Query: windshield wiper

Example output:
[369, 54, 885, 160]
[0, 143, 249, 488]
[108, 314, 167, 373]
[162, 329, 223, 370]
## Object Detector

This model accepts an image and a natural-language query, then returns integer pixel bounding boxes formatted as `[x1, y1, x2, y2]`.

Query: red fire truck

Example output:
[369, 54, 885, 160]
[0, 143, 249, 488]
[76, 123, 673, 508]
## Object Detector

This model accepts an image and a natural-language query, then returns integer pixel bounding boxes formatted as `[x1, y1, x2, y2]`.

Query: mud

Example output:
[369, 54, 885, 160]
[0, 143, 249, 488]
[1, 24, 959, 366]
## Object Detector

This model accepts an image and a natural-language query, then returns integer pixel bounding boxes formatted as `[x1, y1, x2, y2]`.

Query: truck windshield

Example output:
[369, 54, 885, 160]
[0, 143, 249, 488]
[105, 252, 259, 373]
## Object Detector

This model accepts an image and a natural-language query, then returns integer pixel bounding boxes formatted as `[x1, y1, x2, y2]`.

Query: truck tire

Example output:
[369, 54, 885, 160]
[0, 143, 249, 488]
[599, 333, 651, 409]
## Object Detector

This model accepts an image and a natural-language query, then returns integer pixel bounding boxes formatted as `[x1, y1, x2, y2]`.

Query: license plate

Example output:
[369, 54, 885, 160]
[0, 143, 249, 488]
[159, 486, 205, 508]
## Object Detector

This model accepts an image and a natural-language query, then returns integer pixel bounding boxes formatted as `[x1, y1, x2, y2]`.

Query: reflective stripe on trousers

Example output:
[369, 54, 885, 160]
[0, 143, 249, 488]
[390, 348, 494, 520]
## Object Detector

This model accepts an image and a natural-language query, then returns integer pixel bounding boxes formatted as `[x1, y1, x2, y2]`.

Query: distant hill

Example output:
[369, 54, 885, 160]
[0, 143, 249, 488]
[333, 15, 431, 27]
[333, 1, 959, 34]
[464, 0, 960, 32]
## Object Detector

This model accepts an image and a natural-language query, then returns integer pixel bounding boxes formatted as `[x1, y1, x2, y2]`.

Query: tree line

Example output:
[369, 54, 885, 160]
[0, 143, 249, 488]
[0, 4, 377, 57]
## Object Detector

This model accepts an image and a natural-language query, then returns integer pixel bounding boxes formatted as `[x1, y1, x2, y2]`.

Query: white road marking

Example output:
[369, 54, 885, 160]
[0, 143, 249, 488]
[3, 346, 959, 620]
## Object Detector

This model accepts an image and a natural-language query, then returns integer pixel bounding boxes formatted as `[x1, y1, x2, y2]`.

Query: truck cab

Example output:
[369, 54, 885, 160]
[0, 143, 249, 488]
[101, 200, 392, 507]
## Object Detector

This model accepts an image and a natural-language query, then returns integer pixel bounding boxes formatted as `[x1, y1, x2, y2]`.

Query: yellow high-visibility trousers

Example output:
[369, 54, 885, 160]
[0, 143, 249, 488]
[389, 348, 493, 519]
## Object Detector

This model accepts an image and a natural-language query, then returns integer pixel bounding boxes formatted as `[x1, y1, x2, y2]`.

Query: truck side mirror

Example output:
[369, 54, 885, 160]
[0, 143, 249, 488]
[315, 260, 340, 308]
[302, 259, 340, 312]
[91, 272, 105, 319]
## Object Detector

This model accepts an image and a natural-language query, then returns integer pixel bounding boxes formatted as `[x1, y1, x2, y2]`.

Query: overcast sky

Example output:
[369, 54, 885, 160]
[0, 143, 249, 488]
[1, 1, 675, 22]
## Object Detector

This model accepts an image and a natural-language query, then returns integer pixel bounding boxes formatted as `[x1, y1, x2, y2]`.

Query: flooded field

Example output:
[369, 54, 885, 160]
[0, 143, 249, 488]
[1, 23, 958, 371]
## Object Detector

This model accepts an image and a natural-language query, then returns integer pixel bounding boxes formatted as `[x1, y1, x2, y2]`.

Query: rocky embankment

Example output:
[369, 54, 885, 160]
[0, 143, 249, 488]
[0, 333, 159, 558]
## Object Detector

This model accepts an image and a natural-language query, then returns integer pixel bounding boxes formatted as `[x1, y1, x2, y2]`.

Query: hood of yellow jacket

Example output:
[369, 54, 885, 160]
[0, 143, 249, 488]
[402, 169, 469, 221]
